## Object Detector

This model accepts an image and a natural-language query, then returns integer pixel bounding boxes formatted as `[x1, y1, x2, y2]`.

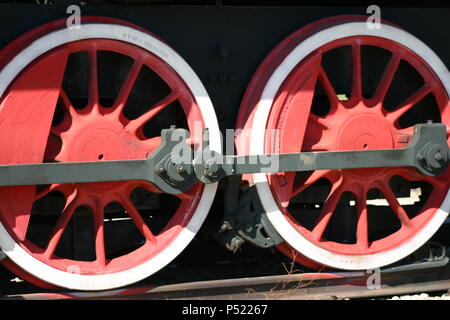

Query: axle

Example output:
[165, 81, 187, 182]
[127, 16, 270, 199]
[0, 123, 447, 194]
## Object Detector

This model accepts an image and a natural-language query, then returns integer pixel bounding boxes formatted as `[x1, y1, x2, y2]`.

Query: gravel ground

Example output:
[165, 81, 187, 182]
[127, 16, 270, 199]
[388, 293, 450, 300]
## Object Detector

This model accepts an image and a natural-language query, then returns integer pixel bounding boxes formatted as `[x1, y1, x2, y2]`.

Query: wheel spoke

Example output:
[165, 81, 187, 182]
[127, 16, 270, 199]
[311, 182, 344, 240]
[112, 58, 144, 116]
[396, 167, 446, 190]
[350, 42, 362, 103]
[125, 90, 180, 133]
[308, 142, 332, 151]
[378, 182, 411, 227]
[51, 89, 76, 135]
[120, 195, 156, 243]
[302, 117, 331, 151]
[92, 199, 106, 265]
[386, 85, 433, 124]
[44, 190, 78, 258]
[318, 67, 339, 112]
[309, 113, 330, 129]
[87, 47, 99, 107]
[137, 181, 163, 194]
[50, 116, 71, 136]
[58, 89, 78, 117]
[373, 53, 402, 104]
[35, 183, 75, 201]
[291, 170, 335, 198]
[355, 187, 369, 249]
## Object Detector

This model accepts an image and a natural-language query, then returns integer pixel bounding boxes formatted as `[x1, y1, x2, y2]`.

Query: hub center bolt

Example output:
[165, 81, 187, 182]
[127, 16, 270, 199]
[176, 164, 186, 174]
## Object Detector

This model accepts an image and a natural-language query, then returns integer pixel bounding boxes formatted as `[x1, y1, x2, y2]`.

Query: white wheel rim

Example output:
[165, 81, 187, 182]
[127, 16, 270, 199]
[251, 22, 450, 270]
[0, 23, 220, 290]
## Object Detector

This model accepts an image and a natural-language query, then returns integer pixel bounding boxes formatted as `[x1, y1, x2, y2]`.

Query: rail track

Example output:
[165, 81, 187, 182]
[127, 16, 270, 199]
[2, 225, 450, 300]
[2, 259, 450, 300]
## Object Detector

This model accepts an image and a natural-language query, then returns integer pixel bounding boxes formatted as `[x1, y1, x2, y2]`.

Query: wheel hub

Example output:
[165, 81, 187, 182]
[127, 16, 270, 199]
[337, 113, 393, 151]
[60, 111, 147, 194]
[335, 107, 394, 179]
[63, 113, 144, 162]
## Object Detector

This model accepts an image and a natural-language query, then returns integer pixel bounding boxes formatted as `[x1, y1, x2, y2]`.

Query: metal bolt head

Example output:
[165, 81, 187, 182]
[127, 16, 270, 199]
[416, 154, 425, 163]
[204, 159, 219, 178]
[229, 236, 245, 252]
[218, 222, 232, 233]
[435, 152, 443, 161]
[155, 166, 165, 175]
[176, 164, 186, 174]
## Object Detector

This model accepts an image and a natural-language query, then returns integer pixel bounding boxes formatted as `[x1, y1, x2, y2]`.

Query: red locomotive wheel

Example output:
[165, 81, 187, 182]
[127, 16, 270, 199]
[0, 18, 220, 290]
[237, 17, 450, 270]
